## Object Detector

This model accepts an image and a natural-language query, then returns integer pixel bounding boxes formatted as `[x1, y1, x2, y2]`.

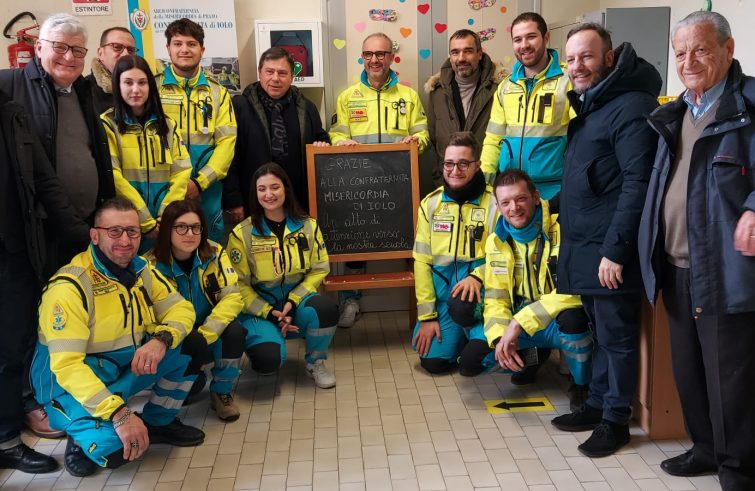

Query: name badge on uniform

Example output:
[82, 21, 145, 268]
[349, 107, 368, 122]
[433, 221, 453, 233]
[160, 95, 183, 105]
[470, 208, 486, 222]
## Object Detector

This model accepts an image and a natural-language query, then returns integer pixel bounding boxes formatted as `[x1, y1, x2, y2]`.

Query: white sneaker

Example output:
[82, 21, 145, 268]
[305, 359, 336, 388]
[338, 298, 360, 328]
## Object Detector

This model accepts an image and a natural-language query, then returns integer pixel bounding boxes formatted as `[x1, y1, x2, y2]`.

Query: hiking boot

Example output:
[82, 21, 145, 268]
[305, 359, 336, 388]
[210, 392, 240, 422]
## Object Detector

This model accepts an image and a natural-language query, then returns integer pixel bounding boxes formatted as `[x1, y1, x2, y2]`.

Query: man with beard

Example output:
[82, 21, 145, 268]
[551, 23, 660, 458]
[425, 29, 505, 187]
[329, 33, 431, 328]
[86, 27, 137, 115]
[481, 12, 571, 199]
[156, 18, 236, 243]
[411, 132, 497, 374]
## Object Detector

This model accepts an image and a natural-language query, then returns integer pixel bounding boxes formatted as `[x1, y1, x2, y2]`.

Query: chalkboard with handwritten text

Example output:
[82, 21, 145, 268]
[306, 143, 419, 262]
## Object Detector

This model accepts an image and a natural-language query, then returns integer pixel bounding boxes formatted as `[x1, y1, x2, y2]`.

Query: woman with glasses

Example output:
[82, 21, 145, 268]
[101, 55, 191, 253]
[226, 163, 338, 388]
[149, 200, 245, 421]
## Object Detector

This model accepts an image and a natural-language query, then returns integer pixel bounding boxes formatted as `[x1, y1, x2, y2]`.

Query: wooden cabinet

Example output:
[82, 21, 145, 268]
[634, 297, 687, 439]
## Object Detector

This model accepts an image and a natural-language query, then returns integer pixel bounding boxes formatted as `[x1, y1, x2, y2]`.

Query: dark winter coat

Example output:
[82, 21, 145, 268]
[557, 43, 661, 295]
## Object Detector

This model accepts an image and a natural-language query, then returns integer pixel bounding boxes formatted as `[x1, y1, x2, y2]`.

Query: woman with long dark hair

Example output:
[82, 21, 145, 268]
[101, 55, 191, 251]
[150, 199, 245, 421]
[226, 163, 338, 388]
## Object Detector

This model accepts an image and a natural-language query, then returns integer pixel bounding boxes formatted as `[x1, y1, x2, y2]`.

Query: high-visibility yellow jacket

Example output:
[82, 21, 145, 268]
[329, 70, 430, 153]
[101, 110, 192, 233]
[226, 215, 329, 319]
[413, 183, 498, 321]
[151, 241, 243, 345]
[34, 246, 194, 420]
[480, 50, 571, 198]
[156, 65, 237, 192]
[483, 200, 581, 346]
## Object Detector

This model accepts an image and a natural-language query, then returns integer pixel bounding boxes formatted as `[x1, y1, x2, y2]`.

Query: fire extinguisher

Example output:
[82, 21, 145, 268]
[4, 12, 39, 69]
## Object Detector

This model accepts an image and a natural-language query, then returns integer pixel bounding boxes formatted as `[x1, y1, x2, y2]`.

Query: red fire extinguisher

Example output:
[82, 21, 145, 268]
[4, 12, 39, 69]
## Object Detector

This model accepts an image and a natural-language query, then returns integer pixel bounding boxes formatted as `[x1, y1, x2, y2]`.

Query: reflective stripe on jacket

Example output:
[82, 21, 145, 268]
[101, 110, 192, 232]
[156, 65, 237, 191]
[152, 241, 243, 345]
[481, 50, 571, 194]
[483, 200, 581, 346]
[227, 216, 329, 318]
[34, 246, 194, 419]
[413, 185, 497, 321]
[329, 70, 430, 153]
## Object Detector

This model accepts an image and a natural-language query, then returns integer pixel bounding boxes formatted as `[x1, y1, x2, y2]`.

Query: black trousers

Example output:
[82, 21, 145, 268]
[0, 246, 40, 443]
[662, 262, 755, 491]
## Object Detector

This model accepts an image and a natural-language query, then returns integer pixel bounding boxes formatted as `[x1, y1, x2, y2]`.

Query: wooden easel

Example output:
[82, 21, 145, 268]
[306, 143, 420, 328]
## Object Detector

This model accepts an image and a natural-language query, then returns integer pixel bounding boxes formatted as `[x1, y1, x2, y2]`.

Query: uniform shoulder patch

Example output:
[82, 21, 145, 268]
[229, 249, 242, 264]
[52, 303, 67, 331]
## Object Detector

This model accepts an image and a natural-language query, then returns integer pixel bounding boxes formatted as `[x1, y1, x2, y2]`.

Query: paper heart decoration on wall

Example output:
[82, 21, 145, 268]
[419, 49, 431, 59]
[333, 39, 346, 49]
[417, 4, 430, 15]
[400, 27, 412, 38]
[434, 23, 447, 33]
[354, 21, 367, 32]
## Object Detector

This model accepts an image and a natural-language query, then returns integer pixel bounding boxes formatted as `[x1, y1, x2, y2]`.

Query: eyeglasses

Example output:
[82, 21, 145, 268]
[361, 51, 392, 60]
[442, 160, 478, 171]
[172, 224, 203, 235]
[94, 226, 141, 238]
[101, 42, 138, 54]
[40, 39, 88, 59]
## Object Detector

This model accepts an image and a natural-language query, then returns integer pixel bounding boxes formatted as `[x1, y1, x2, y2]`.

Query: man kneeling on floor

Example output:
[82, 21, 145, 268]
[31, 198, 205, 477]
[458, 170, 592, 403]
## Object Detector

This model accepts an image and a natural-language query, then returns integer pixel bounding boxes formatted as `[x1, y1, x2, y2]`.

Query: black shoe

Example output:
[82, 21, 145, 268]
[145, 418, 204, 446]
[567, 383, 589, 412]
[577, 420, 630, 458]
[551, 404, 602, 432]
[0, 443, 58, 473]
[660, 450, 717, 477]
[64, 437, 98, 477]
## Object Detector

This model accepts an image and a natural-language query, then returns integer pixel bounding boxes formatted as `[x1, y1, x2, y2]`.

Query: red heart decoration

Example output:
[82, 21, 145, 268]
[417, 4, 430, 15]
[434, 23, 447, 33]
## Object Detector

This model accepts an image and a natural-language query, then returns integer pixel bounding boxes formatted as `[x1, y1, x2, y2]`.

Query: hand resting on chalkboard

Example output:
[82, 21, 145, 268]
[312, 141, 331, 148]
[336, 139, 360, 146]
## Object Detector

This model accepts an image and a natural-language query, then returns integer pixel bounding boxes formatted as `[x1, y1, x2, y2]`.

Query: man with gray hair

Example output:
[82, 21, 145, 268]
[0, 12, 114, 439]
[639, 11, 755, 488]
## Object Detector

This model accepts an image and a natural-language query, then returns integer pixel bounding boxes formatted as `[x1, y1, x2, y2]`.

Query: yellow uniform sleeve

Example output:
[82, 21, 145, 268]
[514, 292, 582, 337]
[157, 126, 192, 218]
[194, 88, 237, 190]
[227, 223, 275, 319]
[40, 280, 126, 419]
[288, 222, 330, 305]
[482, 236, 515, 347]
[146, 266, 195, 346]
[408, 91, 431, 154]
[197, 249, 243, 344]
[412, 201, 437, 321]
[480, 81, 507, 184]
[328, 90, 352, 145]
[102, 117, 156, 233]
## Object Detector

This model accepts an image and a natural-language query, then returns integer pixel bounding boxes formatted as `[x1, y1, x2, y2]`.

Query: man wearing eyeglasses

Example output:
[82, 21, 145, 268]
[329, 33, 431, 328]
[86, 27, 137, 116]
[412, 132, 497, 374]
[0, 12, 115, 441]
[31, 198, 205, 477]
[156, 18, 237, 243]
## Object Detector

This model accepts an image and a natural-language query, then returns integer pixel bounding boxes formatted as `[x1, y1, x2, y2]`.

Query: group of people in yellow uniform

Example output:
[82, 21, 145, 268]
[28, 14, 591, 480]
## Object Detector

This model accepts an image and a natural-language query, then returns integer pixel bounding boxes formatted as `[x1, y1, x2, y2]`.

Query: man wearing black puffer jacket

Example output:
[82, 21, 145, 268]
[549, 23, 661, 458]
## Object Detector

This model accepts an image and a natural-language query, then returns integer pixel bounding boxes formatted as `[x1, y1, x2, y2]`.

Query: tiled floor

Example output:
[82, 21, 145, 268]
[5, 312, 722, 491]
